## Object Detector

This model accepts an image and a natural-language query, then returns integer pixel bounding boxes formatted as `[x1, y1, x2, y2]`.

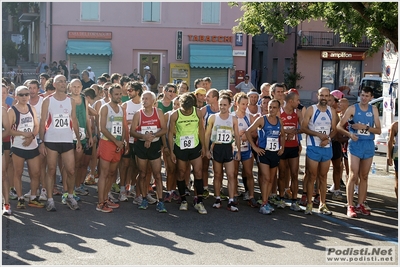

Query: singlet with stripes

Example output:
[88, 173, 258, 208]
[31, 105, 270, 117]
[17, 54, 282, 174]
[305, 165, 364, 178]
[11, 104, 38, 150]
[232, 111, 251, 152]
[100, 103, 124, 142]
[306, 105, 332, 148]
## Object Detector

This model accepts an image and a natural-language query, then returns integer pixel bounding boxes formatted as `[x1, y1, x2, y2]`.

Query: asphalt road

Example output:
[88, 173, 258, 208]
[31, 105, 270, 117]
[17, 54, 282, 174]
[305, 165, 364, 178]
[2, 142, 399, 265]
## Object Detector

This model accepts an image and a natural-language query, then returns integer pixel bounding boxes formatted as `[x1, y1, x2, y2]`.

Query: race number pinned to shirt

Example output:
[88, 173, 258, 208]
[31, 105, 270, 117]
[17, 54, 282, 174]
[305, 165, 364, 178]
[266, 137, 279, 151]
[357, 124, 370, 136]
[111, 121, 123, 137]
[141, 125, 157, 136]
[180, 135, 195, 150]
[21, 122, 34, 133]
[72, 127, 86, 141]
[216, 128, 231, 144]
[284, 126, 296, 140]
[315, 125, 329, 135]
[53, 114, 70, 129]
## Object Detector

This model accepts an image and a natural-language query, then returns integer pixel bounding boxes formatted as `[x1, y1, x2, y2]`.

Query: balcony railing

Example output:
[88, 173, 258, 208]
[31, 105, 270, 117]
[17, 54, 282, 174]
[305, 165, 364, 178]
[298, 31, 371, 49]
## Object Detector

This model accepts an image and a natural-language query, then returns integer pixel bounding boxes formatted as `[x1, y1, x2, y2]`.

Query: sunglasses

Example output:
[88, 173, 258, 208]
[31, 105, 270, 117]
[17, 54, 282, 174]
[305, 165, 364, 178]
[18, 93, 29, 97]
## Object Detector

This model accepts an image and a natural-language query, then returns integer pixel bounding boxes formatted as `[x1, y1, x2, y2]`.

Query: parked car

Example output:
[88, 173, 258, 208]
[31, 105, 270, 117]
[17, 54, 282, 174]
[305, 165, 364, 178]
[357, 76, 383, 102]
[368, 97, 398, 154]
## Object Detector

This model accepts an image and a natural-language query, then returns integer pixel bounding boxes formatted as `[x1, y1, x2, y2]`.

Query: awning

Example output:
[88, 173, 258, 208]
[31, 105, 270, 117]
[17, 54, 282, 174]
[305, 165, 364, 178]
[189, 44, 233, 68]
[65, 40, 112, 56]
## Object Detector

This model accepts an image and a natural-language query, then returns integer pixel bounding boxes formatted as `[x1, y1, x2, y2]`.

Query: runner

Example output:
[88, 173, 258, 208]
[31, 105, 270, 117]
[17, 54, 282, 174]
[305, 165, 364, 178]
[337, 86, 381, 218]
[387, 121, 398, 208]
[169, 93, 207, 214]
[205, 94, 241, 212]
[39, 75, 82, 211]
[2, 105, 11, 215]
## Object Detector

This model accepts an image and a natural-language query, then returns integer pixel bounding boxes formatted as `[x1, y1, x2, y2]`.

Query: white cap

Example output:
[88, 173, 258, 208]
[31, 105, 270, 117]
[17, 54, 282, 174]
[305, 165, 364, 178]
[144, 66, 150, 70]
[87, 66, 91, 70]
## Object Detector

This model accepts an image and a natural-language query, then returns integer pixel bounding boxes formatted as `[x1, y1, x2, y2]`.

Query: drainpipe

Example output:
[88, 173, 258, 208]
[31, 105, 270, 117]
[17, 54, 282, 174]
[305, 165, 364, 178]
[294, 25, 298, 84]
[245, 34, 249, 74]
[49, 2, 53, 63]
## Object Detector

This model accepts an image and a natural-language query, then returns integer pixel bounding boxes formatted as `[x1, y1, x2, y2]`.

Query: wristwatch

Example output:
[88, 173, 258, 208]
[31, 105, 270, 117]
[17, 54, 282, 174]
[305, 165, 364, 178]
[366, 125, 370, 131]
[38, 139, 43, 145]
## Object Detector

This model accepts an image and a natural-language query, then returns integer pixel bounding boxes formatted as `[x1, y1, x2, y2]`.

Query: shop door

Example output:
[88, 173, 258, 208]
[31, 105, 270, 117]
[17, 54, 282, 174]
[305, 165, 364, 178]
[322, 60, 361, 97]
[140, 54, 160, 92]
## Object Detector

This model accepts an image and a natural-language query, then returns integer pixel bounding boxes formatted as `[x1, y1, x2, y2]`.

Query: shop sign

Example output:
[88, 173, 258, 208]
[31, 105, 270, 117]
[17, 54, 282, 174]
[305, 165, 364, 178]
[235, 33, 243, 46]
[68, 31, 112, 40]
[233, 50, 246, 57]
[176, 31, 183, 60]
[188, 35, 232, 43]
[320, 51, 365, 60]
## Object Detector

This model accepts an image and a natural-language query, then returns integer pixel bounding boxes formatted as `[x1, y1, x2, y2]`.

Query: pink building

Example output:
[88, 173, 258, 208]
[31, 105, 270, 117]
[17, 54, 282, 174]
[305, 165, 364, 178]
[42, 2, 252, 92]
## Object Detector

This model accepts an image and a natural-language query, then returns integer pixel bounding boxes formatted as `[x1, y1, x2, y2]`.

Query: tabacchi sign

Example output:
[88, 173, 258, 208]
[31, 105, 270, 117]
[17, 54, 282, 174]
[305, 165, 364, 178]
[68, 31, 112, 40]
[321, 51, 365, 60]
[188, 35, 232, 43]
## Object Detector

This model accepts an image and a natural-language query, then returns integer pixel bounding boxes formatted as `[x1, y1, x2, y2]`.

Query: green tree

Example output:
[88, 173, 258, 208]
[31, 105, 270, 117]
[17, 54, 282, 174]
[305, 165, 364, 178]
[229, 2, 398, 54]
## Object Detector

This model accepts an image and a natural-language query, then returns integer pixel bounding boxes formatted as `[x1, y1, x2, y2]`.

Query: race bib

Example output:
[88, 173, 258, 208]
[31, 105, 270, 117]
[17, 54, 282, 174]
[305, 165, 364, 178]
[284, 126, 296, 140]
[216, 128, 232, 144]
[315, 125, 329, 135]
[72, 127, 86, 141]
[357, 125, 370, 136]
[141, 125, 157, 136]
[233, 140, 249, 152]
[53, 114, 69, 129]
[111, 121, 122, 137]
[266, 137, 279, 151]
[21, 122, 34, 133]
[180, 135, 195, 150]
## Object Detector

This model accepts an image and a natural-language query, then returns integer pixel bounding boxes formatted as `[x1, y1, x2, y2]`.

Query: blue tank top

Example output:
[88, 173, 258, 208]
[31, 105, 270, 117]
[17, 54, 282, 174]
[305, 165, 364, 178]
[204, 105, 218, 128]
[258, 115, 281, 151]
[349, 104, 374, 140]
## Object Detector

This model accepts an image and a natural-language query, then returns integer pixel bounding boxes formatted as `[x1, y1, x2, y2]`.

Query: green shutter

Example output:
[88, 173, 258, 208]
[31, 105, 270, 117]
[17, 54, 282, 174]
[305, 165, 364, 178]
[81, 2, 99, 21]
[202, 2, 220, 24]
[152, 2, 160, 22]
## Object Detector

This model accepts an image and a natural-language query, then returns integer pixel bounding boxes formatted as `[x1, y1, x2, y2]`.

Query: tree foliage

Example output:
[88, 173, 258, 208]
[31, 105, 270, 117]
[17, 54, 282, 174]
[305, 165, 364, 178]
[229, 2, 398, 54]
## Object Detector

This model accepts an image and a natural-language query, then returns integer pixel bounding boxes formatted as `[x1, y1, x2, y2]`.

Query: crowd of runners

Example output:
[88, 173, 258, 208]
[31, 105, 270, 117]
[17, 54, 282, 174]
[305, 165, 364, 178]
[2, 71, 398, 218]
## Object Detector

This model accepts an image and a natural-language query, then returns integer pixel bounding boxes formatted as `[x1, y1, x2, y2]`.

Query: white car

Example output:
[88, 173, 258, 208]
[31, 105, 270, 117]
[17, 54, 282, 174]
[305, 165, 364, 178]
[368, 97, 398, 154]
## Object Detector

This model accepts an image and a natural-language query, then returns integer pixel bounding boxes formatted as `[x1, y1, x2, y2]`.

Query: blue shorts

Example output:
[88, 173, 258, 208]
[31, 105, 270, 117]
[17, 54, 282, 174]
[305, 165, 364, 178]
[348, 139, 375, 160]
[306, 146, 332, 162]
[233, 149, 253, 162]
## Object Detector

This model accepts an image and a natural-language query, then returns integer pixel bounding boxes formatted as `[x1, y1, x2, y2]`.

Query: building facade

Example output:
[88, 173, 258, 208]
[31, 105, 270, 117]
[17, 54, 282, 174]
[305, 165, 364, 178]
[252, 19, 383, 104]
[40, 2, 251, 92]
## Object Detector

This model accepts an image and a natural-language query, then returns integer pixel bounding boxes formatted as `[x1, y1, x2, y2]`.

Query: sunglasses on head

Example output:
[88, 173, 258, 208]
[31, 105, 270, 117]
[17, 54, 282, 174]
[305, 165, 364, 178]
[18, 93, 29, 97]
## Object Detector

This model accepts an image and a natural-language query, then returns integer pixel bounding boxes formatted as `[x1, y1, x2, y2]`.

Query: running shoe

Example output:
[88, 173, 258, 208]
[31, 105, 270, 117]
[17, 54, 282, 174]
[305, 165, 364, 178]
[17, 198, 26, 209]
[220, 191, 228, 200]
[248, 198, 260, 208]
[9, 188, 18, 200]
[53, 187, 62, 196]
[194, 202, 207, 214]
[363, 201, 371, 211]
[75, 186, 89, 196]
[23, 190, 32, 199]
[213, 199, 222, 209]
[28, 197, 45, 208]
[39, 188, 47, 201]
[108, 192, 119, 203]
[146, 193, 157, 204]
[139, 198, 149, 210]
[84, 174, 97, 185]
[127, 188, 137, 199]
[328, 184, 335, 193]
[171, 191, 180, 201]
[156, 201, 167, 213]
[299, 194, 307, 206]
[259, 204, 272, 215]
[267, 203, 275, 212]
[66, 197, 80, 210]
[243, 191, 250, 201]
[304, 203, 313, 215]
[257, 199, 263, 206]
[132, 196, 143, 205]
[46, 200, 57, 212]
[318, 204, 332, 215]
[118, 191, 128, 202]
[3, 204, 11, 216]
[268, 194, 278, 205]
[313, 195, 320, 205]
[290, 202, 301, 212]
[202, 189, 210, 199]
[355, 203, 370, 215]
[185, 187, 191, 196]
[347, 205, 357, 218]
[332, 191, 344, 201]
[61, 193, 67, 205]
[179, 201, 188, 211]
[163, 192, 173, 203]
[284, 188, 293, 199]
[276, 199, 286, 209]
[227, 202, 239, 212]
[111, 183, 120, 193]
[96, 202, 112, 213]
[106, 199, 119, 209]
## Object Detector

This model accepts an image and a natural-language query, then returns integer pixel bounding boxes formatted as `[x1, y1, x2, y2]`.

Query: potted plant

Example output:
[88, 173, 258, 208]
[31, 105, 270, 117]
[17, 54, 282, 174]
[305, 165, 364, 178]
[2, 40, 18, 66]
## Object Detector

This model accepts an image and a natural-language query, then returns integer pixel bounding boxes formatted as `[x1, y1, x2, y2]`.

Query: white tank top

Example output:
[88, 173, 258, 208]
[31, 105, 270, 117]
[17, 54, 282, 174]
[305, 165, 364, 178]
[11, 105, 38, 150]
[231, 111, 251, 152]
[44, 95, 73, 143]
[30, 96, 43, 139]
[306, 105, 332, 148]
[246, 106, 261, 116]
[100, 103, 124, 141]
[211, 113, 234, 144]
[125, 101, 142, 143]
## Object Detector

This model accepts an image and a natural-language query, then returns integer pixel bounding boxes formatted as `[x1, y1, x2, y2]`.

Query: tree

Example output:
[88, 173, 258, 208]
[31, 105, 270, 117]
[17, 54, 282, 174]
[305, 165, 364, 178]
[229, 2, 398, 55]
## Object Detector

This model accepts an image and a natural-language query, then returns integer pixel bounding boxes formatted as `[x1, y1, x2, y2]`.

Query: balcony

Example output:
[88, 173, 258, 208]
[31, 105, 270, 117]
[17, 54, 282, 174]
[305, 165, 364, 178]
[298, 31, 371, 51]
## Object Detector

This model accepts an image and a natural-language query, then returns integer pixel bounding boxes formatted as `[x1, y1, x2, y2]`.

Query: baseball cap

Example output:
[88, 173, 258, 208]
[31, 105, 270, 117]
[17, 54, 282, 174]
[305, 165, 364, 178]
[87, 66, 91, 70]
[194, 88, 206, 95]
[288, 88, 299, 95]
[144, 66, 150, 70]
[331, 90, 344, 99]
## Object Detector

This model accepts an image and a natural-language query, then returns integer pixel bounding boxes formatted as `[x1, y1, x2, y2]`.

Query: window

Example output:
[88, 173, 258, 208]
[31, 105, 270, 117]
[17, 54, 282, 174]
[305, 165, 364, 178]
[202, 2, 220, 24]
[81, 2, 99, 21]
[143, 2, 160, 22]
[272, 58, 278, 83]
[284, 58, 291, 75]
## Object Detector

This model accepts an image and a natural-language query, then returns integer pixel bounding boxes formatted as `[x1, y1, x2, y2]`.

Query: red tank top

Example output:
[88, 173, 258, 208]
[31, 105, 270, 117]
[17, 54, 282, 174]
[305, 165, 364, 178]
[135, 107, 161, 142]
[280, 107, 299, 148]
